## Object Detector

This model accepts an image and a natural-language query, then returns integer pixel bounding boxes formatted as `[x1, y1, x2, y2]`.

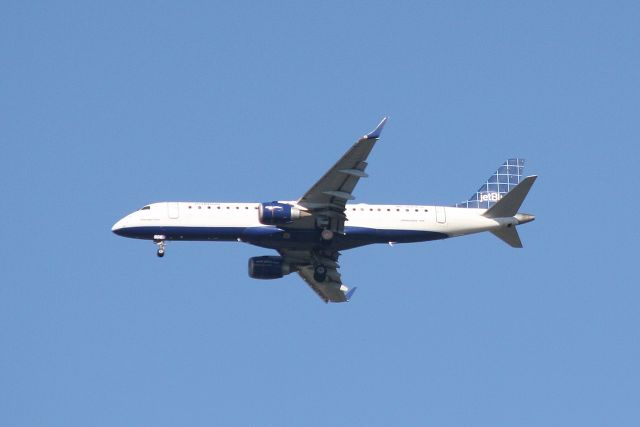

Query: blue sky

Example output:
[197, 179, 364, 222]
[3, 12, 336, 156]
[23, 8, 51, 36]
[2, 1, 639, 425]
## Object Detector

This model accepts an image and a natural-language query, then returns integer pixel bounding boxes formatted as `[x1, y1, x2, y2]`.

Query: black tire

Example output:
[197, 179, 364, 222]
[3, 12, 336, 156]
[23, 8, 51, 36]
[313, 265, 327, 282]
[157, 250, 165, 258]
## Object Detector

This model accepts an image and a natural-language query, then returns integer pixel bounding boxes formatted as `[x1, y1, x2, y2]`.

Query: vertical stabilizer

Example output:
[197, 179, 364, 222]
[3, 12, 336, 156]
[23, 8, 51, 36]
[456, 159, 524, 209]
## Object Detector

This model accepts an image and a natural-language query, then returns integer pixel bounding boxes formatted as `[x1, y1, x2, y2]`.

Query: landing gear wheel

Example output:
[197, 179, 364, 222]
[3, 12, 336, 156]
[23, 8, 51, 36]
[154, 236, 166, 258]
[320, 229, 334, 241]
[313, 265, 327, 282]
[320, 229, 334, 247]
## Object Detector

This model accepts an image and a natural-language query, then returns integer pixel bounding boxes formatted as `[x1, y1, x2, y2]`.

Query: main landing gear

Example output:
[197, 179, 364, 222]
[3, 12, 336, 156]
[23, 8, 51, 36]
[154, 235, 166, 258]
[320, 229, 334, 241]
[313, 264, 327, 282]
[319, 229, 335, 247]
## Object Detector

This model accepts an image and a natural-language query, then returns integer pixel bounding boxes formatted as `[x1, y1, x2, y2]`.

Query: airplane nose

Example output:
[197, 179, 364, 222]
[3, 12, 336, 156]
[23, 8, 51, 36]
[111, 219, 125, 235]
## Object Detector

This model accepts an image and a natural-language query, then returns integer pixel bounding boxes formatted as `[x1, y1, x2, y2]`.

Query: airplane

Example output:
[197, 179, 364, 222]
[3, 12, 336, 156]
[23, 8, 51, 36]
[112, 118, 537, 303]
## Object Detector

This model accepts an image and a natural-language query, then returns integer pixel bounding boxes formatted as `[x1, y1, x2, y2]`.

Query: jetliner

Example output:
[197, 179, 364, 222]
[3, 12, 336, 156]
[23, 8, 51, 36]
[112, 118, 537, 303]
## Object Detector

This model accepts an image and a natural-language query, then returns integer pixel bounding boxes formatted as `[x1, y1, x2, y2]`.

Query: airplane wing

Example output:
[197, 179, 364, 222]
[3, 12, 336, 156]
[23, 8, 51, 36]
[278, 249, 356, 303]
[296, 117, 388, 233]
[275, 118, 386, 302]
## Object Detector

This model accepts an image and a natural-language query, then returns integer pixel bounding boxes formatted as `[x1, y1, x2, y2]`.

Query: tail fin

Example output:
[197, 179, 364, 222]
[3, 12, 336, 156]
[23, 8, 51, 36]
[484, 176, 537, 248]
[456, 159, 525, 209]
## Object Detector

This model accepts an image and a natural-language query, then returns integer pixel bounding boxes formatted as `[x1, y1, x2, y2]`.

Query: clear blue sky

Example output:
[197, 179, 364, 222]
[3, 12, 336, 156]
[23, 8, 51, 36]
[2, 1, 639, 425]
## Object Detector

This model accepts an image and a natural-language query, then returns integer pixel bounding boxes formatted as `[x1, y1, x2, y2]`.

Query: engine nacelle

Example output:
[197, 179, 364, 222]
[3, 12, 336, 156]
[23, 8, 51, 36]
[248, 256, 291, 280]
[258, 202, 304, 225]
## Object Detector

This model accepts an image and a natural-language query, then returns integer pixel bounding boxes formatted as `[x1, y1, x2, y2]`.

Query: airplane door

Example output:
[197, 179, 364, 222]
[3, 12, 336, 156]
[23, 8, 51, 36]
[168, 202, 180, 219]
[436, 206, 446, 224]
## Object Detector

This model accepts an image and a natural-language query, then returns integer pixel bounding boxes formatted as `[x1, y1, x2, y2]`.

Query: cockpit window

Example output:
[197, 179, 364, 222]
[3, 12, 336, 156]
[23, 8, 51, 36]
[140, 206, 151, 210]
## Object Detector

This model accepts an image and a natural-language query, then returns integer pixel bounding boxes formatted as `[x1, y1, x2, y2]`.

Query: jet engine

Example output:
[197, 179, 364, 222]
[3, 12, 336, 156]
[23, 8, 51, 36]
[258, 202, 305, 225]
[248, 256, 292, 279]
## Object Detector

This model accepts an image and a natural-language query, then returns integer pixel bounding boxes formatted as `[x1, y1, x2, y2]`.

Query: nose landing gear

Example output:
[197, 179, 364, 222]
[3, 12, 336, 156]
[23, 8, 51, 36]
[154, 235, 166, 258]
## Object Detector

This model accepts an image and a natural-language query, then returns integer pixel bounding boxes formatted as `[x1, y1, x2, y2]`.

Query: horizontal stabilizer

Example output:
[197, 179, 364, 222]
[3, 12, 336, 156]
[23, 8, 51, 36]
[483, 176, 537, 219]
[490, 227, 523, 248]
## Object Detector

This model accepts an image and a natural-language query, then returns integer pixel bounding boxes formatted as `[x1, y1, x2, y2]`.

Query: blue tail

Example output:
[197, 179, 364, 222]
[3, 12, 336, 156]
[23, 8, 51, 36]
[456, 159, 525, 209]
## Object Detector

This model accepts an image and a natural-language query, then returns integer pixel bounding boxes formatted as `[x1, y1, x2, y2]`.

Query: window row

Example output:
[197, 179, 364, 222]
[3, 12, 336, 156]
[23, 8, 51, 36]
[350, 207, 429, 212]
[187, 205, 258, 210]
[182, 205, 428, 213]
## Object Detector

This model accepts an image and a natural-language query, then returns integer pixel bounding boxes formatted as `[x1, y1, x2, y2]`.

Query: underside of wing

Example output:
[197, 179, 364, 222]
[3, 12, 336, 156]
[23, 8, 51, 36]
[297, 265, 356, 303]
[279, 249, 356, 303]
[295, 117, 387, 233]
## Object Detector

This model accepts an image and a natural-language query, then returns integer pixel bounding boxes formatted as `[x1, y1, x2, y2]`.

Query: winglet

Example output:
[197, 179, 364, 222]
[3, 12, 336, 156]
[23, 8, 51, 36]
[345, 287, 358, 301]
[364, 117, 388, 139]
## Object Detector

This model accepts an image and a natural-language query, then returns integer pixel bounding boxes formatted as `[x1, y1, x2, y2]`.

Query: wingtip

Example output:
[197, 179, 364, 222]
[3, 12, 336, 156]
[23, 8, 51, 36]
[364, 117, 388, 139]
[345, 286, 358, 301]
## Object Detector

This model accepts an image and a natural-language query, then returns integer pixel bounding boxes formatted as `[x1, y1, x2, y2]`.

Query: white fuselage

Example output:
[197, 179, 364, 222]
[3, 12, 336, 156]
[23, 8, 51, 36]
[112, 201, 510, 251]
